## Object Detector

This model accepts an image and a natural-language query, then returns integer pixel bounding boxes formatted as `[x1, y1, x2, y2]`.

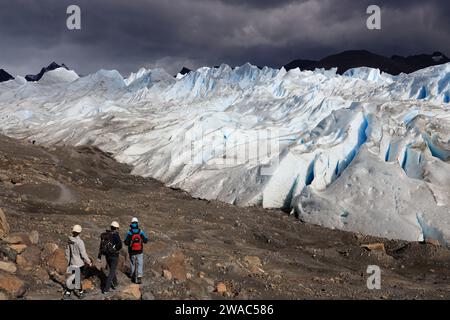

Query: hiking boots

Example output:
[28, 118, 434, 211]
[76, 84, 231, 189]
[62, 290, 72, 300]
[74, 290, 85, 299]
[64, 290, 85, 300]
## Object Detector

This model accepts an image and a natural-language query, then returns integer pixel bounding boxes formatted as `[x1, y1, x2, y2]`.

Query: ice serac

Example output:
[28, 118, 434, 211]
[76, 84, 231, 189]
[0, 62, 450, 243]
[39, 68, 79, 84]
[294, 147, 448, 242]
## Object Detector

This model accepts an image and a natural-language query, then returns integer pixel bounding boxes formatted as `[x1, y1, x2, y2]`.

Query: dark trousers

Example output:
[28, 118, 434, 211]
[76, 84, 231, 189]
[104, 256, 118, 292]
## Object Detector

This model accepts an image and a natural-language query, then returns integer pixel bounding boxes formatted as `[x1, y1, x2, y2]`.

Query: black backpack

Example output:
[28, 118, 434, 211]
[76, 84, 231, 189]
[100, 231, 117, 256]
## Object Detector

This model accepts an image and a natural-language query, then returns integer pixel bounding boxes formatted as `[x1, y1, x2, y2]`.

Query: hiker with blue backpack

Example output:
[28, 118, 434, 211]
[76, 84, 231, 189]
[124, 217, 149, 284]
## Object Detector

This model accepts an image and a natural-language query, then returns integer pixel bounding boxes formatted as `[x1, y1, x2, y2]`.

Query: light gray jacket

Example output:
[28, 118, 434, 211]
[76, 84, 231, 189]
[65, 236, 92, 268]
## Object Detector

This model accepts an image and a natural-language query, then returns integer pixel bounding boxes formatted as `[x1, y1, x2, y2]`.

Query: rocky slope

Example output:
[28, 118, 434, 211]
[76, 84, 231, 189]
[0, 70, 14, 83]
[1, 135, 450, 300]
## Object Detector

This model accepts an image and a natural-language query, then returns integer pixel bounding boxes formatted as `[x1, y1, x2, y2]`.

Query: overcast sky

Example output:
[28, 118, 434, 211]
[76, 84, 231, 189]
[0, 0, 449, 76]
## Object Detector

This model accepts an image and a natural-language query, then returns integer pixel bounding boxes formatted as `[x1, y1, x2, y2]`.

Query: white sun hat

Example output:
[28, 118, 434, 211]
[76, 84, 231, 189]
[111, 221, 120, 229]
[72, 225, 82, 233]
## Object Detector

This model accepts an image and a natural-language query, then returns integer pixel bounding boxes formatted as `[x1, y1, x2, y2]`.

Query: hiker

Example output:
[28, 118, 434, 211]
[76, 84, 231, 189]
[64, 225, 92, 299]
[124, 217, 148, 284]
[98, 221, 123, 294]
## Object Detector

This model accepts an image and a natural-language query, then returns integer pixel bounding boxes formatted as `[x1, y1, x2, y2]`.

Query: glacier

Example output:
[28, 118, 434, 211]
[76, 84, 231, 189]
[0, 63, 449, 243]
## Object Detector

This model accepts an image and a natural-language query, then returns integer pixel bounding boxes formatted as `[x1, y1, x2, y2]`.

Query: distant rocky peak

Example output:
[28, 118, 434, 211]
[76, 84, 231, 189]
[0, 69, 14, 82]
[25, 62, 70, 82]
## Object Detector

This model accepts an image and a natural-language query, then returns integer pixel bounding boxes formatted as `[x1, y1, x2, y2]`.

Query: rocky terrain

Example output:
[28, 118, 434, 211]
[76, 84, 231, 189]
[1, 134, 450, 300]
[0, 69, 14, 83]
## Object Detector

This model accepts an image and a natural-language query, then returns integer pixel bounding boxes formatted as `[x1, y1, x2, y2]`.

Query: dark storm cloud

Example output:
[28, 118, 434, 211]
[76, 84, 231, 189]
[213, 0, 304, 9]
[0, 0, 449, 77]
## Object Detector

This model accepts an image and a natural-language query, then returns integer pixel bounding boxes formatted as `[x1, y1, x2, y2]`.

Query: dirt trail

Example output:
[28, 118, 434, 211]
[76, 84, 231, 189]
[1, 134, 450, 300]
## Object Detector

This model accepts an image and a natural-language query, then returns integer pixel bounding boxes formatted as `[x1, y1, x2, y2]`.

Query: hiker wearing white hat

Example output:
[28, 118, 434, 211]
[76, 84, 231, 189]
[64, 224, 92, 299]
[124, 217, 149, 284]
[111, 221, 120, 229]
[98, 221, 123, 294]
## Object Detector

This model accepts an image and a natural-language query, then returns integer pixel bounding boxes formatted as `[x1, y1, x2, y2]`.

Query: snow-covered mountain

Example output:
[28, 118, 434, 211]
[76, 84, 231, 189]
[0, 63, 449, 243]
[25, 62, 71, 82]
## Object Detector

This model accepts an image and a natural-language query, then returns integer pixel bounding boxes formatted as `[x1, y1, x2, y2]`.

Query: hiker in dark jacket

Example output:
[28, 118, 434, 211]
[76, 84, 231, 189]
[98, 221, 122, 294]
[124, 217, 148, 284]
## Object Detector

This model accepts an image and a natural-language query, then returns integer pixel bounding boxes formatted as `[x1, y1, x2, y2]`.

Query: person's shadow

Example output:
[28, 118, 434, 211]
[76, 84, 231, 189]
[84, 264, 107, 289]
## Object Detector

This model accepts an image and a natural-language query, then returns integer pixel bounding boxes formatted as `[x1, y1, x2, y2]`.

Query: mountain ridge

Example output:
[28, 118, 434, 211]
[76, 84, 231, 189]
[0, 69, 14, 83]
[25, 62, 69, 82]
[284, 50, 450, 75]
[3, 51, 449, 82]
[176, 50, 449, 77]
